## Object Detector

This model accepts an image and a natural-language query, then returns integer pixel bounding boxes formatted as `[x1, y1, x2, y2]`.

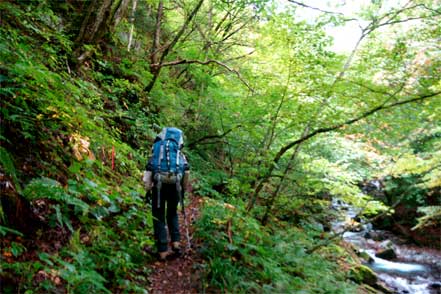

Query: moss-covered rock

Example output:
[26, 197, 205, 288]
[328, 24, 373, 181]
[349, 265, 377, 285]
[357, 250, 374, 264]
[349, 265, 394, 294]
[356, 284, 378, 294]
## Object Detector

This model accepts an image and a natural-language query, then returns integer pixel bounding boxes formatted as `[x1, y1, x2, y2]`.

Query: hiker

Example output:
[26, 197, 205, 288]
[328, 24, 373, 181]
[143, 127, 190, 261]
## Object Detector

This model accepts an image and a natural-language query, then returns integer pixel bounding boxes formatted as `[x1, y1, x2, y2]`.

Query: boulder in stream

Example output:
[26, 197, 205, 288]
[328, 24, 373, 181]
[430, 282, 441, 289]
[357, 250, 374, 263]
[364, 230, 386, 241]
[349, 265, 394, 293]
[375, 248, 397, 260]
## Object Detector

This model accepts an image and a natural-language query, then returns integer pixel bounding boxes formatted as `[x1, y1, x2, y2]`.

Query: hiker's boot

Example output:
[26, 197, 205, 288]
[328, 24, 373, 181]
[172, 242, 182, 256]
[158, 251, 168, 261]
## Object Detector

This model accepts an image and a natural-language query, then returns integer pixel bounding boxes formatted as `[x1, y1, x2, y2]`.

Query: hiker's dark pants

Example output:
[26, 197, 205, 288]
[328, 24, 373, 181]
[151, 183, 180, 252]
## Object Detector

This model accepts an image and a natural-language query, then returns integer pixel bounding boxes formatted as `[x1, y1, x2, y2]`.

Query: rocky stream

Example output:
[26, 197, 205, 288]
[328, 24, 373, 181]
[332, 199, 441, 294]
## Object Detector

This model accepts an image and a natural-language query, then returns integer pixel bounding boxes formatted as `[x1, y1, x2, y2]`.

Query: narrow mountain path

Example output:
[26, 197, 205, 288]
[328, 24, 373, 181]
[147, 194, 205, 294]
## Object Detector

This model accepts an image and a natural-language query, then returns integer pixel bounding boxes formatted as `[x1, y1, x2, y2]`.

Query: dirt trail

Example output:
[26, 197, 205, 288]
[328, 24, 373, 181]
[148, 195, 205, 294]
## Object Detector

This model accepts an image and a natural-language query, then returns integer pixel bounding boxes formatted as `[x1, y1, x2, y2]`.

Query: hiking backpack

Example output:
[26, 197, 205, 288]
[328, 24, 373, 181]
[145, 127, 189, 208]
[150, 127, 185, 182]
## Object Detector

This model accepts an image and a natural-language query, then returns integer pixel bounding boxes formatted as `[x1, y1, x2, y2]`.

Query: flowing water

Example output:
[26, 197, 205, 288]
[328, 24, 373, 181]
[331, 199, 441, 294]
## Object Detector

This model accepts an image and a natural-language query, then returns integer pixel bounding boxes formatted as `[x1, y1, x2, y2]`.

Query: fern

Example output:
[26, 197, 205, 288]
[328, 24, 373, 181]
[195, 199, 357, 293]
[0, 146, 21, 193]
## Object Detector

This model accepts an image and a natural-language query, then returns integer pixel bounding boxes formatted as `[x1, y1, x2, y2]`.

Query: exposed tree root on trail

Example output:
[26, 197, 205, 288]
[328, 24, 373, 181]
[147, 195, 206, 294]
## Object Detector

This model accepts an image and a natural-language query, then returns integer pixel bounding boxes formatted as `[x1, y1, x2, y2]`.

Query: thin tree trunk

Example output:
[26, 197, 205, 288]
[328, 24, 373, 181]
[127, 0, 138, 51]
[261, 126, 309, 225]
[144, 0, 205, 94]
[114, 0, 131, 28]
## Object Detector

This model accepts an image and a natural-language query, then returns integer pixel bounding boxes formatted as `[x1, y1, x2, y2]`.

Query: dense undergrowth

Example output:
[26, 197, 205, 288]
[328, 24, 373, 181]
[194, 198, 358, 293]
[1, 2, 154, 292]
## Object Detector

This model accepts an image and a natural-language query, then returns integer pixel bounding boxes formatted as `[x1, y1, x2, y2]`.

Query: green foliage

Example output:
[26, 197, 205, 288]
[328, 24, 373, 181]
[0, 147, 21, 192]
[9, 242, 27, 257]
[195, 198, 357, 293]
[384, 175, 428, 206]
[23, 177, 88, 231]
[1, 260, 40, 294]
[16, 173, 152, 292]
[1, 0, 440, 292]
[38, 251, 111, 294]
[0, 226, 24, 237]
[413, 206, 441, 230]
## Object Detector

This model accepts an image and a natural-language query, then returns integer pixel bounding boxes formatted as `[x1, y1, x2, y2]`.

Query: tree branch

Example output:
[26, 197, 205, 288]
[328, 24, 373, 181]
[246, 91, 440, 212]
[287, 0, 357, 21]
[158, 0, 204, 66]
[154, 59, 254, 92]
[151, 0, 163, 62]
[274, 91, 440, 165]
[187, 125, 242, 149]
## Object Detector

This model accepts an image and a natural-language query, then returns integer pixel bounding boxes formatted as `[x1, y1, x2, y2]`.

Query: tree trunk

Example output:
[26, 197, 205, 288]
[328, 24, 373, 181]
[144, 0, 205, 94]
[74, 0, 128, 66]
[75, 0, 114, 46]
[127, 0, 138, 51]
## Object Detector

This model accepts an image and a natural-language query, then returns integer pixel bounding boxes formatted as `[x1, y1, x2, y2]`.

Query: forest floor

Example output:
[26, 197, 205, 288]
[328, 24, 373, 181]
[147, 194, 207, 294]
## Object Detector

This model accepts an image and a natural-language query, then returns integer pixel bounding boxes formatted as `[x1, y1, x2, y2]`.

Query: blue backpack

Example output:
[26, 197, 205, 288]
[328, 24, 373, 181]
[151, 127, 185, 177]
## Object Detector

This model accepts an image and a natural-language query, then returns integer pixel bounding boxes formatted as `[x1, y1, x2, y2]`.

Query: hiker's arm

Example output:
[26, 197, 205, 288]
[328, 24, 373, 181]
[143, 157, 154, 192]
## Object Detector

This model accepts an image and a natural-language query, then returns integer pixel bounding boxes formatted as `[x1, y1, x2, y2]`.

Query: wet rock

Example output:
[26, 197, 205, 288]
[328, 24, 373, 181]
[357, 251, 374, 263]
[379, 240, 394, 249]
[364, 231, 386, 241]
[375, 248, 397, 260]
[349, 266, 394, 293]
[430, 282, 441, 289]
[374, 281, 394, 294]
[349, 265, 378, 286]
[347, 218, 363, 232]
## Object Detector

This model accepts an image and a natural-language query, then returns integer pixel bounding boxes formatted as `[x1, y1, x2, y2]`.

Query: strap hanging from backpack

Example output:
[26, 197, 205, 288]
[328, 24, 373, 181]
[155, 173, 162, 209]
